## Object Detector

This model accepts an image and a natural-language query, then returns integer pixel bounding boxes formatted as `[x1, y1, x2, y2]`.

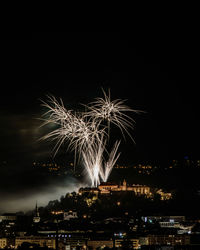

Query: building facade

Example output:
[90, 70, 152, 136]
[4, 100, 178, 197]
[79, 179, 151, 196]
[0, 214, 17, 222]
[15, 236, 56, 249]
[33, 202, 40, 223]
[0, 238, 7, 249]
[147, 234, 190, 246]
[63, 210, 78, 220]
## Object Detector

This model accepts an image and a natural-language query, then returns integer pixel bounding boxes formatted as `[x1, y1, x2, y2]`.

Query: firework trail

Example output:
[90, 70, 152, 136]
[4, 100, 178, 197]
[40, 89, 138, 187]
[101, 140, 121, 182]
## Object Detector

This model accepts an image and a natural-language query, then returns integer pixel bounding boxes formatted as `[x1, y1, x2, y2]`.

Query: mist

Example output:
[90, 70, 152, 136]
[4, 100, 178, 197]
[0, 176, 85, 213]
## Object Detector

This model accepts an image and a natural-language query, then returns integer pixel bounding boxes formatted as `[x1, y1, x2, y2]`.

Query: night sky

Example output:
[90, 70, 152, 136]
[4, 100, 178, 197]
[0, 32, 199, 212]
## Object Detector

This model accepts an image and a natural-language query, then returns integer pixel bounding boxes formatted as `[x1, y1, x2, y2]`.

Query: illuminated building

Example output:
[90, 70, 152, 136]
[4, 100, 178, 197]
[15, 236, 56, 249]
[79, 180, 151, 196]
[98, 182, 118, 191]
[84, 196, 98, 207]
[40, 232, 88, 249]
[87, 238, 139, 249]
[0, 213, 17, 222]
[142, 216, 185, 224]
[115, 238, 139, 249]
[147, 234, 190, 246]
[33, 202, 40, 223]
[87, 240, 113, 249]
[79, 180, 172, 200]
[49, 210, 78, 221]
[0, 238, 7, 249]
[63, 210, 78, 220]
[79, 187, 99, 195]
[157, 189, 172, 200]
[98, 179, 151, 195]
[0, 238, 15, 249]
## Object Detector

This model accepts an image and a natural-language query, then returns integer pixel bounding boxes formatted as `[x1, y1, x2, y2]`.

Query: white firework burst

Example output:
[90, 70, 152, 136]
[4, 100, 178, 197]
[40, 89, 139, 187]
[84, 89, 140, 141]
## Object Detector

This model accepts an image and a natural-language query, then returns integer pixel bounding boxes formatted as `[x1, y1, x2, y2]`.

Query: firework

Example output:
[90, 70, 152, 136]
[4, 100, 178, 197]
[40, 89, 138, 187]
[101, 140, 121, 182]
[41, 96, 104, 157]
[84, 89, 140, 141]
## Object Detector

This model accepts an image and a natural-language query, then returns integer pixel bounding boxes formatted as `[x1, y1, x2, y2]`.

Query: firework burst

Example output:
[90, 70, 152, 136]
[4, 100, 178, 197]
[40, 89, 139, 187]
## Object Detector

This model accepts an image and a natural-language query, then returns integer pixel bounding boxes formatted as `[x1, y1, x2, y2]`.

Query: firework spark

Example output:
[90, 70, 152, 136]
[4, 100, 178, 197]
[84, 89, 140, 141]
[40, 89, 138, 187]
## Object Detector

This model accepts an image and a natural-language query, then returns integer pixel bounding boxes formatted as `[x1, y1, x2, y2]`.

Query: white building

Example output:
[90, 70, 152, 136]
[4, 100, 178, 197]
[63, 211, 78, 220]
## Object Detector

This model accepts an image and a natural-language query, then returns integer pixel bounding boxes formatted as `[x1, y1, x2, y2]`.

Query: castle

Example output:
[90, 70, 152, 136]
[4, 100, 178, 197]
[79, 179, 151, 196]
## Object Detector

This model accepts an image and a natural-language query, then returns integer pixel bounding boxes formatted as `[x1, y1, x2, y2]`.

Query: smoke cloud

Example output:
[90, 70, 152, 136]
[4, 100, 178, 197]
[0, 176, 83, 213]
